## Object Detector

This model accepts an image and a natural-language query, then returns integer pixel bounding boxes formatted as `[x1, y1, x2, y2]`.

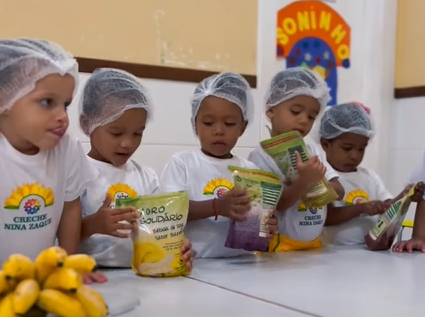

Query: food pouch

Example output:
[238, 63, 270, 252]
[260, 131, 338, 207]
[365, 184, 416, 251]
[115, 191, 190, 277]
[225, 166, 283, 252]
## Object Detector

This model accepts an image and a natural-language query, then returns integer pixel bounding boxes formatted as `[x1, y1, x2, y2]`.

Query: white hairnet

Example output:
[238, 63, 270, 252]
[0, 38, 78, 115]
[79, 68, 152, 135]
[265, 67, 330, 111]
[319, 102, 374, 140]
[191, 72, 254, 128]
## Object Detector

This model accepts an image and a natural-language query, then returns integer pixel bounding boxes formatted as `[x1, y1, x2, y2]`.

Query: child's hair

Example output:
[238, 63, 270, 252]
[190, 72, 254, 129]
[0, 38, 78, 114]
[319, 102, 373, 140]
[79, 68, 152, 135]
[264, 67, 330, 111]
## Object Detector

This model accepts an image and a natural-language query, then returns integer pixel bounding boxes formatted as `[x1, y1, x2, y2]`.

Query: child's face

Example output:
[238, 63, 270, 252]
[0, 74, 74, 154]
[195, 96, 247, 159]
[266, 95, 320, 137]
[321, 133, 369, 172]
[87, 108, 148, 166]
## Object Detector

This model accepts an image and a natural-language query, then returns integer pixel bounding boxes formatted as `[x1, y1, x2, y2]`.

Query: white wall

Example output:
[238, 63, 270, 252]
[68, 0, 413, 234]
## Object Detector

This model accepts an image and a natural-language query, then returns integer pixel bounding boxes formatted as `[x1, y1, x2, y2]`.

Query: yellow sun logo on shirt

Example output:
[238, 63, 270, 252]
[345, 189, 370, 205]
[3, 183, 55, 215]
[297, 201, 307, 212]
[107, 183, 138, 203]
[203, 178, 234, 198]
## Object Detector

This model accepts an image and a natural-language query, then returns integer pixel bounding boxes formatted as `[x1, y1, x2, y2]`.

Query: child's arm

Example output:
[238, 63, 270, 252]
[325, 201, 390, 226]
[57, 198, 82, 254]
[393, 199, 425, 253]
[329, 178, 344, 200]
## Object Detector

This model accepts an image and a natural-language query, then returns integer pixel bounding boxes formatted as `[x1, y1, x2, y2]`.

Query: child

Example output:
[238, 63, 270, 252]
[393, 150, 425, 253]
[319, 103, 423, 246]
[0, 39, 97, 264]
[248, 67, 344, 251]
[77, 68, 193, 276]
[160, 72, 278, 258]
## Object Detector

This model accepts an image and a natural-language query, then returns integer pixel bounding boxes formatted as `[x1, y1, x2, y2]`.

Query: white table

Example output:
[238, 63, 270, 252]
[92, 270, 310, 317]
[190, 246, 425, 317]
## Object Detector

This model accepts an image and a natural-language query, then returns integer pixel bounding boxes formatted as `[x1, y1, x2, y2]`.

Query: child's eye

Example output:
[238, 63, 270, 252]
[225, 122, 236, 126]
[290, 110, 300, 115]
[309, 116, 315, 120]
[134, 132, 143, 136]
[342, 147, 352, 151]
[40, 98, 53, 107]
[203, 121, 213, 126]
[110, 132, 122, 137]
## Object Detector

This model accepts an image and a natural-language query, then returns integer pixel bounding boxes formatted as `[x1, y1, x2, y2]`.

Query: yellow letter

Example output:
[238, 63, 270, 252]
[282, 18, 297, 35]
[331, 24, 346, 44]
[310, 11, 317, 29]
[337, 44, 350, 60]
[297, 11, 310, 31]
[277, 27, 289, 46]
[319, 11, 331, 31]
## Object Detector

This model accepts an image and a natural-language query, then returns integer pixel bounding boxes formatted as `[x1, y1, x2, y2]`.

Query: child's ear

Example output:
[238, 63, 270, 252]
[320, 138, 331, 151]
[266, 109, 274, 120]
[240, 121, 248, 136]
[79, 114, 90, 136]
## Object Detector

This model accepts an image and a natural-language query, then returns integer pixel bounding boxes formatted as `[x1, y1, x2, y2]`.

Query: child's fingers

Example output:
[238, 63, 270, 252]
[111, 229, 131, 239]
[233, 195, 250, 205]
[233, 203, 251, 213]
[227, 189, 246, 197]
[111, 207, 136, 216]
[115, 221, 134, 231]
[112, 210, 139, 223]
[230, 211, 247, 221]
[294, 151, 304, 167]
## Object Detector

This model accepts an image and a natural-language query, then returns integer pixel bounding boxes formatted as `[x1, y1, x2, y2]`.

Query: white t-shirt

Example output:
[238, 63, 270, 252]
[79, 158, 159, 267]
[322, 167, 393, 245]
[0, 133, 96, 264]
[160, 150, 258, 258]
[248, 142, 338, 242]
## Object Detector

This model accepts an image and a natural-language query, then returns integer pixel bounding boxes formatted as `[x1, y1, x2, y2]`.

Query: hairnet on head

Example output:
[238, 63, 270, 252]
[265, 67, 330, 112]
[319, 102, 374, 140]
[190, 72, 254, 128]
[0, 38, 78, 115]
[79, 68, 152, 135]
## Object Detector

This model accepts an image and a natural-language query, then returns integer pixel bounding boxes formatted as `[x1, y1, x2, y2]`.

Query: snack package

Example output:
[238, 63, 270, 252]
[365, 184, 416, 251]
[225, 166, 283, 252]
[115, 191, 190, 277]
[260, 131, 338, 207]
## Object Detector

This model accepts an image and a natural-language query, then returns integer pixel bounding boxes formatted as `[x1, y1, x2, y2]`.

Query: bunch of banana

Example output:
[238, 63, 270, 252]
[0, 246, 109, 317]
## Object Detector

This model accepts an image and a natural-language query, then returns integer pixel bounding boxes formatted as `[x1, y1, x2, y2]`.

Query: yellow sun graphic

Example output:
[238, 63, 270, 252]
[345, 189, 370, 205]
[203, 178, 234, 198]
[107, 183, 138, 204]
[4, 183, 54, 210]
[297, 201, 307, 212]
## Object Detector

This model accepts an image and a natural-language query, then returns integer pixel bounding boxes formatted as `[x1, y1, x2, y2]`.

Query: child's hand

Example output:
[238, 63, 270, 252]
[181, 239, 194, 272]
[295, 152, 326, 186]
[216, 189, 250, 221]
[264, 210, 278, 237]
[363, 201, 391, 216]
[392, 238, 425, 253]
[82, 271, 108, 284]
[94, 195, 139, 238]
[411, 182, 424, 203]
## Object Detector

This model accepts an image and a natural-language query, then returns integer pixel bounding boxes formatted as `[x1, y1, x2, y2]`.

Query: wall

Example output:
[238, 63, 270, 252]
[67, 0, 411, 234]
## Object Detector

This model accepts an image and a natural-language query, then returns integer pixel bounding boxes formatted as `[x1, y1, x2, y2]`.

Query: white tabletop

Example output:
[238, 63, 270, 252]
[91, 269, 310, 317]
[190, 246, 425, 317]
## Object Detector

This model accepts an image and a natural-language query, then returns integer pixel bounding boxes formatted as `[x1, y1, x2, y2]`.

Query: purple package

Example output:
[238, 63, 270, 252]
[224, 205, 270, 252]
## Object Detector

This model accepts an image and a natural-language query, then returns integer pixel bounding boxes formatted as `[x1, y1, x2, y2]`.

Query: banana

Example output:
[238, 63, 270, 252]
[0, 271, 17, 295]
[2, 254, 35, 281]
[63, 254, 98, 275]
[42, 268, 82, 293]
[34, 246, 68, 284]
[0, 293, 16, 317]
[74, 285, 108, 317]
[12, 279, 40, 315]
[37, 289, 87, 317]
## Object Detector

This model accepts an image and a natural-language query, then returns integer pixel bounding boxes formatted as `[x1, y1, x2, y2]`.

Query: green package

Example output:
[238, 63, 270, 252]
[260, 131, 338, 207]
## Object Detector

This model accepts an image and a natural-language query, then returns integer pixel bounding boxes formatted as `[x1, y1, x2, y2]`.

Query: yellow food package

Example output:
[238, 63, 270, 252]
[115, 191, 190, 277]
[260, 131, 338, 207]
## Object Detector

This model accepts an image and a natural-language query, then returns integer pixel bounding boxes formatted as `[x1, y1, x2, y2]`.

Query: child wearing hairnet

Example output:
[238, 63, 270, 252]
[248, 67, 344, 252]
[319, 103, 422, 246]
[160, 72, 278, 258]
[78, 68, 193, 277]
[0, 39, 97, 264]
